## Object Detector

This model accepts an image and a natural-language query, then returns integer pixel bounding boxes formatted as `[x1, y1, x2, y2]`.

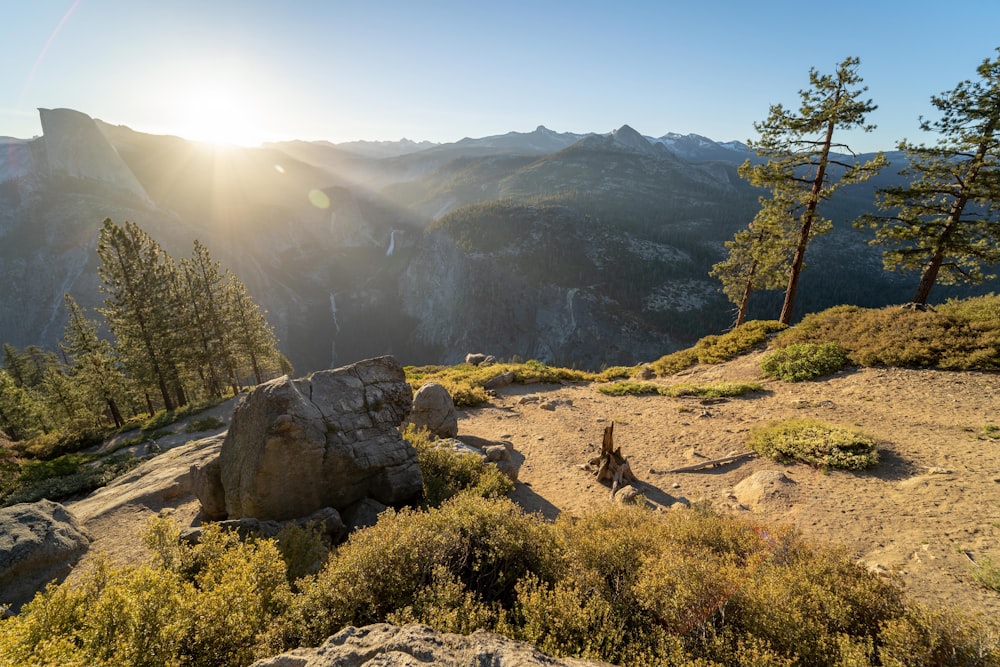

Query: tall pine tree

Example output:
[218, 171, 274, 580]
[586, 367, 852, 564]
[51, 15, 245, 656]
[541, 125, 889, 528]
[97, 219, 187, 411]
[856, 48, 1000, 304]
[61, 294, 128, 428]
[739, 56, 886, 324]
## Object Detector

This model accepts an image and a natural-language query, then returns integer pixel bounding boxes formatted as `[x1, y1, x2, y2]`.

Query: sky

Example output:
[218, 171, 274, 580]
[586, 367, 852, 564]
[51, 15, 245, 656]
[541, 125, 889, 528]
[2, 1, 999, 153]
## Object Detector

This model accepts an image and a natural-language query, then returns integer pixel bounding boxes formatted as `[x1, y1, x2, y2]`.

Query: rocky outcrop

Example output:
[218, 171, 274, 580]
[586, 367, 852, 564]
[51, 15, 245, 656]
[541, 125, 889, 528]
[250, 623, 610, 667]
[0, 500, 91, 613]
[70, 434, 224, 524]
[38, 108, 150, 202]
[406, 382, 458, 438]
[220, 356, 421, 521]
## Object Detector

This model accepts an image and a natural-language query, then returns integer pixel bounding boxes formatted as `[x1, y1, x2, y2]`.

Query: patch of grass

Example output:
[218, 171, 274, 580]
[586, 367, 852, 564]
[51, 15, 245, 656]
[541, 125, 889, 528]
[661, 381, 763, 398]
[405, 360, 598, 407]
[971, 557, 1000, 593]
[693, 320, 788, 364]
[649, 320, 786, 376]
[595, 381, 663, 396]
[761, 342, 849, 382]
[979, 425, 1000, 440]
[773, 298, 1000, 371]
[2, 452, 146, 506]
[749, 418, 879, 470]
[186, 416, 225, 433]
[596, 381, 762, 398]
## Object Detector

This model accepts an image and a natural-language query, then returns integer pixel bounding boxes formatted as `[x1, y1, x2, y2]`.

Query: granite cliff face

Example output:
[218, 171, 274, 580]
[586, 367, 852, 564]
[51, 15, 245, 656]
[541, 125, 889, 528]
[37, 108, 150, 203]
[0, 110, 979, 374]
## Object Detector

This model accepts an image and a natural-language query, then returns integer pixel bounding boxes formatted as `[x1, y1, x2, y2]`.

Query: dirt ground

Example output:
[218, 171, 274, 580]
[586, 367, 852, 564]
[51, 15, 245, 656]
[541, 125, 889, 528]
[457, 352, 1000, 620]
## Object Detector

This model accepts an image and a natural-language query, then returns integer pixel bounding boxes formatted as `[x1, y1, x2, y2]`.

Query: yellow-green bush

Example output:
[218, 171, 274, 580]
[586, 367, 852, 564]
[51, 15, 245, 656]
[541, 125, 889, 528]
[694, 320, 788, 364]
[773, 301, 1000, 371]
[287, 494, 558, 647]
[760, 342, 849, 381]
[403, 425, 515, 507]
[3, 498, 998, 666]
[596, 380, 762, 398]
[0, 522, 293, 667]
[749, 418, 880, 470]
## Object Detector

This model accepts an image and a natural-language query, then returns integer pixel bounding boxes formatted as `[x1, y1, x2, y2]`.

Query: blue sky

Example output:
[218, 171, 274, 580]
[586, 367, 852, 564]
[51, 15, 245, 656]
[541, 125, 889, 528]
[2, 1, 999, 152]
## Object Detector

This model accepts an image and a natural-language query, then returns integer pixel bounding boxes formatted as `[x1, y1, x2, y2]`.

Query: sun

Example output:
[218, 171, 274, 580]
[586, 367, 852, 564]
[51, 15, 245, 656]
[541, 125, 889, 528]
[167, 80, 266, 147]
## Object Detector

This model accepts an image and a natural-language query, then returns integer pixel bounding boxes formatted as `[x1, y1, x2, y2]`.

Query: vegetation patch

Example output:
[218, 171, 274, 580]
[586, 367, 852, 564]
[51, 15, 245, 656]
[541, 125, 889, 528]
[596, 381, 762, 398]
[749, 418, 879, 470]
[760, 342, 849, 381]
[186, 416, 225, 433]
[3, 499, 997, 666]
[2, 452, 145, 506]
[773, 296, 1000, 370]
[650, 320, 786, 376]
[405, 360, 614, 407]
[971, 556, 1000, 593]
[403, 425, 514, 507]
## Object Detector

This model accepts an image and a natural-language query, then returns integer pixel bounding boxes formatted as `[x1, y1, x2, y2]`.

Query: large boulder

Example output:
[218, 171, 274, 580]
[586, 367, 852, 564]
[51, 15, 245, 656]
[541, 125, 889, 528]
[221, 356, 421, 521]
[0, 500, 91, 613]
[406, 382, 458, 438]
[251, 623, 610, 667]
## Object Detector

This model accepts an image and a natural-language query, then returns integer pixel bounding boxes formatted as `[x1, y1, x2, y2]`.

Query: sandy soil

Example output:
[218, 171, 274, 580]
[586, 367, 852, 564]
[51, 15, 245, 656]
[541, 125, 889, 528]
[457, 353, 1000, 619]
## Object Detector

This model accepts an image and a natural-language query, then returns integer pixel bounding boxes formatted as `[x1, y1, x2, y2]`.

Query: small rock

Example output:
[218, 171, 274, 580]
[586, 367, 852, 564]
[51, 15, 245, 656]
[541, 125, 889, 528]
[539, 402, 556, 411]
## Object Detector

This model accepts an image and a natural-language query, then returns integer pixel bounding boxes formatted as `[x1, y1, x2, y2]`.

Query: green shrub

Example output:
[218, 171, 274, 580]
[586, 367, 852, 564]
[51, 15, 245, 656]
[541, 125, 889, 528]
[773, 301, 1000, 371]
[3, 502, 998, 666]
[596, 381, 762, 398]
[650, 348, 699, 376]
[694, 320, 788, 364]
[404, 425, 514, 507]
[0, 521, 293, 667]
[289, 495, 557, 646]
[749, 418, 879, 470]
[971, 556, 1000, 593]
[761, 342, 849, 381]
[3, 453, 145, 506]
[185, 416, 225, 433]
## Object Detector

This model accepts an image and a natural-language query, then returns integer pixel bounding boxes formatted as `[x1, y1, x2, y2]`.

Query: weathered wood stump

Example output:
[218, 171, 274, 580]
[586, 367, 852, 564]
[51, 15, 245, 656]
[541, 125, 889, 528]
[589, 422, 638, 500]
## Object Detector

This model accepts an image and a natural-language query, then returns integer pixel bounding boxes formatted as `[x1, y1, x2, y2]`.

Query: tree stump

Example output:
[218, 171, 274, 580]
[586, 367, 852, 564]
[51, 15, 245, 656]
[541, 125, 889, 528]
[589, 422, 637, 500]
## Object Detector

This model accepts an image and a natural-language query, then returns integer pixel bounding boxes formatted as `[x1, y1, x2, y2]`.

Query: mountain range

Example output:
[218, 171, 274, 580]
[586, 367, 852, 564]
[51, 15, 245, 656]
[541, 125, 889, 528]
[1, 108, 992, 373]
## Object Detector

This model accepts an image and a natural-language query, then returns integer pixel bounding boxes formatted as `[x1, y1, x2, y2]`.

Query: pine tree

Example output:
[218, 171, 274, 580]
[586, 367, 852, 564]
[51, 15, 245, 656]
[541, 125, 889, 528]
[225, 273, 285, 384]
[710, 194, 796, 326]
[0, 369, 46, 441]
[97, 219, 187, 411]
[740, 56, 886, 324]
[179, 240, 239, 398]
[61, 294, 128, 428]
[856, 49, 1000, 304]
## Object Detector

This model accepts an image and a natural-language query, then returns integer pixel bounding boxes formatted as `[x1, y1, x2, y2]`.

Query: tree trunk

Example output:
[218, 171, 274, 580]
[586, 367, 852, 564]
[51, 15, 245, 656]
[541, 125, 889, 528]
[106, 397, 124, 428]
[779, 118, 836, 325]
[736, 260, 757, 327]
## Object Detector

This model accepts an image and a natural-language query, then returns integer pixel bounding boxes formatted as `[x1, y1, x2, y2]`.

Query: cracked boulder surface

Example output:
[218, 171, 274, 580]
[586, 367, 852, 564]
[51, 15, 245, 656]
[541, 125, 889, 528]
[220, 356, 421, 521]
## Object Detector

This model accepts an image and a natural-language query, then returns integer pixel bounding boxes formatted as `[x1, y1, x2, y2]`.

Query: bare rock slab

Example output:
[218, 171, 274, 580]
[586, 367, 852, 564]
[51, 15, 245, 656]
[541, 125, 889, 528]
[221, 356, 421, 521]
[0, 499, 91, 614]
[251, 623, 610, 667]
